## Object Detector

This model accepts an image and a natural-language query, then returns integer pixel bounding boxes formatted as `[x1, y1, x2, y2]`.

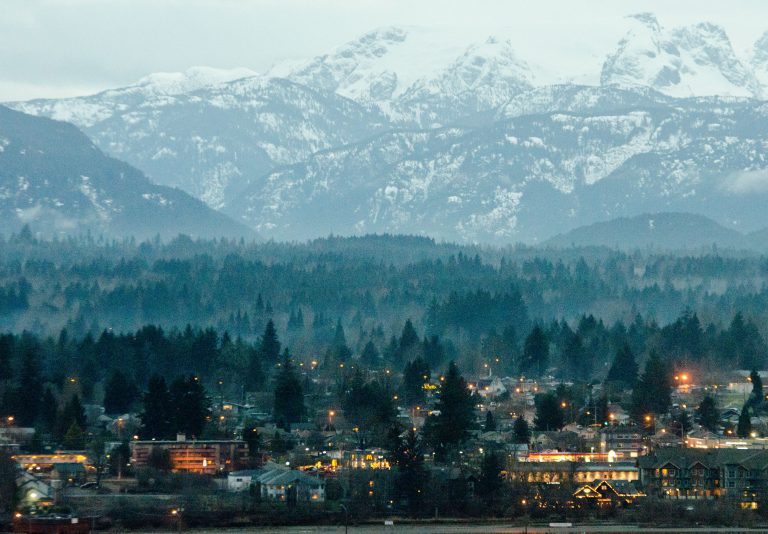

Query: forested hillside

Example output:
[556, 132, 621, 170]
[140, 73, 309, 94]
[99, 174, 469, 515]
[1, 231, 767, 399]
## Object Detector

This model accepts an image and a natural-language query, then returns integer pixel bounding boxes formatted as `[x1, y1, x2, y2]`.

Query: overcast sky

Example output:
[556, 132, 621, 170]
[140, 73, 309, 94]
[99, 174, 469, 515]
[2, 0, 767, 101]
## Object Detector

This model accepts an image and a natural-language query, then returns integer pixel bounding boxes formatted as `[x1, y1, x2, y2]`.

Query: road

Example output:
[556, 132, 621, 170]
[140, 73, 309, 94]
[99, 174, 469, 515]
[123, 524, 768, 533]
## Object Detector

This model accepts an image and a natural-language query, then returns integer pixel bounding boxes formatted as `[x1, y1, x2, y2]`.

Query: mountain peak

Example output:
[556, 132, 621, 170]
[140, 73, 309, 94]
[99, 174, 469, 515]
[627, 12, 661, 33]
[601, 15, 757, 98]
[132, 66, 259, 95]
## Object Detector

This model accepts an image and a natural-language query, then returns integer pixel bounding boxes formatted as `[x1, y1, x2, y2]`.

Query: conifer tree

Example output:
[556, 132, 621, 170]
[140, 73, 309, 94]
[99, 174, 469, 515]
[273, 357, 305, 430]
[521, 326, 548, 377]
[427, 361, 474, 457]
[15, 348, 42, 426]
[631, 351, 671, 420]
[476, 452, 504, 509]
[103, 370, 137, 415]
[360, 340, 380, 367]
[390, 427, 425, 517]
[606, 344, 639, 388]
[259, 320, 281, 364]
[737, 404, 753, 438]
[534, 392, 564, 431]
[0, 451, 16, 515]
[750, 369, 764, 410]
[696, 395, 720, 433]
[63, 422, 86, 449]
[140, 375, 172, 439]
[332, 319, 352, 362]
[512, 415, 531, 444]
[401, 358, 430, 407]
[169, 376, 210, 438]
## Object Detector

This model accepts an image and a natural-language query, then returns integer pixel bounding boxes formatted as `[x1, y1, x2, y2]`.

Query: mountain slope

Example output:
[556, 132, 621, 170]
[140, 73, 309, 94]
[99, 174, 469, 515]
[12, 77, 388, 209]
[544, 212, 747, 249]
[279, 27, 534, 126]
[601, 13, 760, 98]
[0, 106, 254, 239]
[227, 94, 768, 243]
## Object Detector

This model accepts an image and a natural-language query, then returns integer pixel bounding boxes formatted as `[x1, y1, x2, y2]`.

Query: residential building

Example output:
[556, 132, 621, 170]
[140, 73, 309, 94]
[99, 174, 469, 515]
[508, 460, 638, 485]
[131, 437, 248, 475]
[599, 425, 644, 457]
[234, 466, 325, 502]
[638, 448, 768, 506]
[573, 479, 645, 507]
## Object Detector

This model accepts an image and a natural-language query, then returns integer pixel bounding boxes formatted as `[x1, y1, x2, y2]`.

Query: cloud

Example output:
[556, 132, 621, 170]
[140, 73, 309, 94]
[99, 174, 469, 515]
[721, 169, 768, 194]
[0, 0, 766, 101]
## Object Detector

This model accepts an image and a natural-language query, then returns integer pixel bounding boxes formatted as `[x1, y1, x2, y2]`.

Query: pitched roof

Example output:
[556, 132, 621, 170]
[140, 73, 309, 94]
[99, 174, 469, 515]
[638, 448, 768, 470]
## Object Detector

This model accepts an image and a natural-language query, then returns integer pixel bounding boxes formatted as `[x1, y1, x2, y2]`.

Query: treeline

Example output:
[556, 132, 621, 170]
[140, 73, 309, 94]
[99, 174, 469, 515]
[2, 234, 768, 352]
[1, 305, 765, 428]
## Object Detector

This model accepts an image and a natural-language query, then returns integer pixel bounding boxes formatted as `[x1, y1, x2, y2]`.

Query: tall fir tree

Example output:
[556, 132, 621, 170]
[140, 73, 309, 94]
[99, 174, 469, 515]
[401, 357, 430, 407]
[534, 392, 564, 431]
[103, 370, 137, 415]
[521, 326, 548, 377]
[631, 351, 671, 420]
[606, 344, 639, 388]
[696, 395, 720, 433]
[332, 319, 352, 362]
[390, 427, 425, 517]
[484, 411, 497, 432]
[737, 403, 753, 438]
[273, 357, 305, 430]
[512, 415, 531, 444]
[140, 375, 172, 439]
[476, 452, 504, 509]
[259, 320, 281, 364]
[427, 361, 474, 458]
[169, 376, 210, 438]
[750, 369, 764, 410]
[360, 340, 380, 367]
[15, 348, 42, 427]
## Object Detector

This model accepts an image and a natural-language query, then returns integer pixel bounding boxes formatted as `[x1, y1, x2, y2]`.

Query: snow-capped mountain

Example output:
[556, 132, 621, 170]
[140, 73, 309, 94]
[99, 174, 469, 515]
[752, 31, 768, 90]
[12, 66, 258, 128]
[14, 77, 387, 208]
[601, 13, 761, 98]
[226, 91, 768, 243]
[279, 27, 534, 126]
[0, 106, 254, 239]
[7, 15, 768, 244]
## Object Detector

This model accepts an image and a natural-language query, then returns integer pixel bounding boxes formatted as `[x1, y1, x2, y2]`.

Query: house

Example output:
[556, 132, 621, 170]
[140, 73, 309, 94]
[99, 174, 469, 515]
[227, 464, 325, 502]
[599, 425, 643, 457]
[573, 479, 645, 507]
[475, 377, 506, 398]
[227, 469, 261, 492]
[531, 431, 581, 452]
[16, 471, 54, 505]
[257, 467, 325, 502]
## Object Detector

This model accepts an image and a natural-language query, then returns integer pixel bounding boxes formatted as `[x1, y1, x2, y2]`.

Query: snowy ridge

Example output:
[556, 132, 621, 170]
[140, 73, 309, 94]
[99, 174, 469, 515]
[601, 13, 761, 98]
[7, 15, 768, 243]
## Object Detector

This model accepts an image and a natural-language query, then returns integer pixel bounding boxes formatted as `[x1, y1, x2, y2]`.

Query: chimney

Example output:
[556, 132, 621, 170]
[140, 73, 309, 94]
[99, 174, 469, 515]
[177, 433, 186, 442]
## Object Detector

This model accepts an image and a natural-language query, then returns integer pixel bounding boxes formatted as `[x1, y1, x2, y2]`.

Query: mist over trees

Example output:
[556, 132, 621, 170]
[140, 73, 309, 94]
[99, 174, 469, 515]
[2, 232, 768, 449]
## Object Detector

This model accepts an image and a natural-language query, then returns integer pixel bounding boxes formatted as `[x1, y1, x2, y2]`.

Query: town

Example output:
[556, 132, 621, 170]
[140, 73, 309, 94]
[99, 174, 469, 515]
[3, 313, 768, 531]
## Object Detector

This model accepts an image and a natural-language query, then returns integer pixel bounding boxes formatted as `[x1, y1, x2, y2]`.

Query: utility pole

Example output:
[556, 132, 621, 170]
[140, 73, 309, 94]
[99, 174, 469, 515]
[340, 504, 348, 534]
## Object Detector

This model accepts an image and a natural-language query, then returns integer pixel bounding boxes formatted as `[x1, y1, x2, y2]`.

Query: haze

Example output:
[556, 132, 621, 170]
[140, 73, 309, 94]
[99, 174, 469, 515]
[2, 0, 766, 101]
